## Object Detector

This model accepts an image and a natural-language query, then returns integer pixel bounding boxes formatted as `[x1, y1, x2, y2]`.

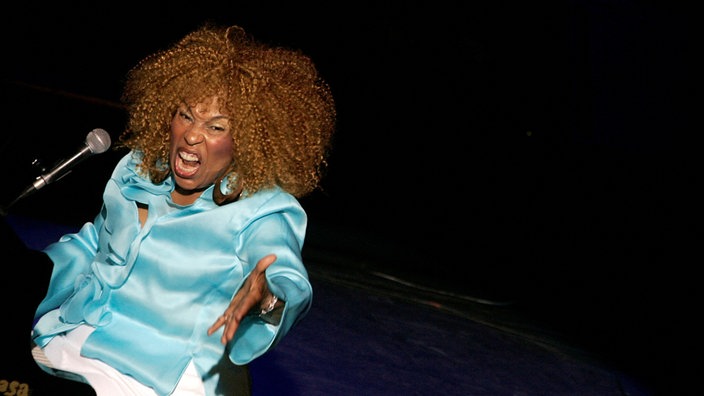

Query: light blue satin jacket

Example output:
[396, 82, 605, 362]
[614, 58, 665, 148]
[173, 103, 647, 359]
[32, 151, 313, 395]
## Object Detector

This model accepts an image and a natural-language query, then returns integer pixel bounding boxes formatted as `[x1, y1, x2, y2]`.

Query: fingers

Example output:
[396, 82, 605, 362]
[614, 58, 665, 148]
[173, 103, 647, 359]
[207, 310, 243, 344]
[208, 290, 257, 344]
[207, 313, 230, 336]
[207, 254, 278, 344]
[220, 311, 246, 344]
[255, 254, 277, 271]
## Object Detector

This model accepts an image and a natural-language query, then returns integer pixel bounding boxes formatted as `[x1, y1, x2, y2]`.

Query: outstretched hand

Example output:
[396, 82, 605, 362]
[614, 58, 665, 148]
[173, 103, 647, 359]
[208, 254, 277, 345]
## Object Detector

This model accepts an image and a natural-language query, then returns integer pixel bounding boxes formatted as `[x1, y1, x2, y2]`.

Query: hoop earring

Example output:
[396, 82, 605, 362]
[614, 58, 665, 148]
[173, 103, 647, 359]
[213, 173, 243, 205]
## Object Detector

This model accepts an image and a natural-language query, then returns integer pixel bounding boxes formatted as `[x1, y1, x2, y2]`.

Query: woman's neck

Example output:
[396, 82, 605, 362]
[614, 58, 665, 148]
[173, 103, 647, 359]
[171, 186, 207, 206]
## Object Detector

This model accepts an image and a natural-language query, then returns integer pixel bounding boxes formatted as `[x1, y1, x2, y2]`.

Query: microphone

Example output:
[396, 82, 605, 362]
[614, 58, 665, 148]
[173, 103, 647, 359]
[4, 128, 111, 211]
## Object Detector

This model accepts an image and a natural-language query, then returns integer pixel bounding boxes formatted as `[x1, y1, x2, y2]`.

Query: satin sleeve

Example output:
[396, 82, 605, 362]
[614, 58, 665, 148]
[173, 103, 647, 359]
[34, 214, 102, 321]
[228, 194, 313, 364]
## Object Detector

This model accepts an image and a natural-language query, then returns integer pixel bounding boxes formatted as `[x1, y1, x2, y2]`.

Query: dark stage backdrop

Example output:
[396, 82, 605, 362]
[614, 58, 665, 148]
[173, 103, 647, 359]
[1, 2, 696, 389]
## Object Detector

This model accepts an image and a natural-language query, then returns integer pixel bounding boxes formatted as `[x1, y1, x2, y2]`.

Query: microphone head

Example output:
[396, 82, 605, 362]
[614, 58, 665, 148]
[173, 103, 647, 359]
[86, 128, 112, 154]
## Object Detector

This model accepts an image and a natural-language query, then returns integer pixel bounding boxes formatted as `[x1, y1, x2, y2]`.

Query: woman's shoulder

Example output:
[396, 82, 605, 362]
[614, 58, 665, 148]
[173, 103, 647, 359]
[231, 187, 304, 219]
[248, 186, 300, 206]
[108, 151, 141, 182]
[108, 150, 172, 197]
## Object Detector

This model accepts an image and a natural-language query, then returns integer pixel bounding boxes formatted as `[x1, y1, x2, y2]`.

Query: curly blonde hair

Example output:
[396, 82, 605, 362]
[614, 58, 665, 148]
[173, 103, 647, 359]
[117, 23, 336, 201]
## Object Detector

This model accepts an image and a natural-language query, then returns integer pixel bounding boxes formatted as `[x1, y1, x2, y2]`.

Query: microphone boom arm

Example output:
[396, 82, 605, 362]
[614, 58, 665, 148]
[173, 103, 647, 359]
[0, 128, 110, 216]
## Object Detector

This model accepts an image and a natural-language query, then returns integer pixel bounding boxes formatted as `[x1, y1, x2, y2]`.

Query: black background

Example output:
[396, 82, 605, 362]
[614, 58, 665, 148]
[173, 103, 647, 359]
[1, 1, 697, 392]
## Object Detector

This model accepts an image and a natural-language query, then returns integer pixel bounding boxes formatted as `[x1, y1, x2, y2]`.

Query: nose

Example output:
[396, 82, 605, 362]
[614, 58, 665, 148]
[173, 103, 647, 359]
[184, 126, 205, 145]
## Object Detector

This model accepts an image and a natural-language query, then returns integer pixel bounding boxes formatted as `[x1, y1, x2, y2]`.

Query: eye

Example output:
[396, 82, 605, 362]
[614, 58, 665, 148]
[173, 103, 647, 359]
[206, 123, 230, 136]
[178, 110, 194, 122]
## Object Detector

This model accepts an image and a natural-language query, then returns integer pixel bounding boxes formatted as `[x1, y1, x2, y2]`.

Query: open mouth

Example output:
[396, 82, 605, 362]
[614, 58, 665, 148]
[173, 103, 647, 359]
[174, 150, 200, 177]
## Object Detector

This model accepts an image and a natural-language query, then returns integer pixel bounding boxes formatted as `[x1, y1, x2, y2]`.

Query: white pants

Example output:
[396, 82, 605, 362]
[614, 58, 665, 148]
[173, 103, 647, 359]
[38, 325, 206, 396]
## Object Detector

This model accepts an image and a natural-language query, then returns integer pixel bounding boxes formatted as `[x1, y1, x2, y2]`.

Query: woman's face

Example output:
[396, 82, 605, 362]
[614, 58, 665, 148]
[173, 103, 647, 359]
[169, 97, 234, 204]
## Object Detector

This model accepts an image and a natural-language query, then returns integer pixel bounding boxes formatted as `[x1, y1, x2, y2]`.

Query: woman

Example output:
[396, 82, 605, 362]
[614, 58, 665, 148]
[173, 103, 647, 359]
[30, 23, 336, 395]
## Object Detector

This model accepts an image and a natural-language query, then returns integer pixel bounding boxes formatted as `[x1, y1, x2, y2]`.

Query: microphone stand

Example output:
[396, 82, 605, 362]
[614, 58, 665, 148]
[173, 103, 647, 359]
[2, 128, 111, 218]
[1, 157, 47, 217]
[1, 176, 49, 216]
[2, 191, 27, 216]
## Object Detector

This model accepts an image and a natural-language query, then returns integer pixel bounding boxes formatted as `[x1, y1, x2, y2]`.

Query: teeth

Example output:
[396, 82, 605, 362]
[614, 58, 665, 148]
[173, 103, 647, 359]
[179, 151, 198, 162]
[176, 156, 199, 176]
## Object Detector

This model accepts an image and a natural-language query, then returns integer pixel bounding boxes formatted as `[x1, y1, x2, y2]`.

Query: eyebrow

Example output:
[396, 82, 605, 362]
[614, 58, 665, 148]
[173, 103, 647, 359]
[179, 103, 231, 122]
